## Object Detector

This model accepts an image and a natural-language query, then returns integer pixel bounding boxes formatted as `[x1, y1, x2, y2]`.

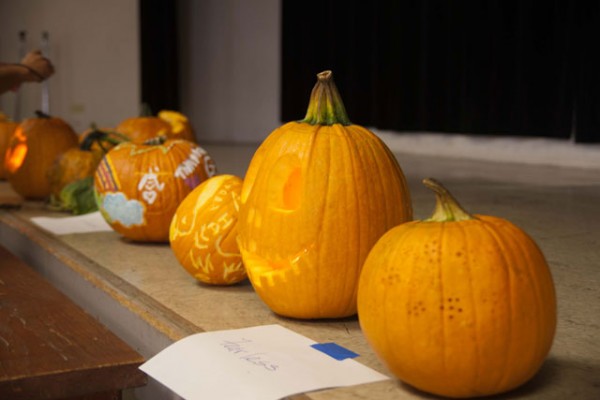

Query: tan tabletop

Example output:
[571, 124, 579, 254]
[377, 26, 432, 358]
[0, 145, 599, 400]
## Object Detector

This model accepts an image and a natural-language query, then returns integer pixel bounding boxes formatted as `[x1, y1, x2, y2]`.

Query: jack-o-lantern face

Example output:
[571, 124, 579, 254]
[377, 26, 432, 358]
[237, 71, 413, 319]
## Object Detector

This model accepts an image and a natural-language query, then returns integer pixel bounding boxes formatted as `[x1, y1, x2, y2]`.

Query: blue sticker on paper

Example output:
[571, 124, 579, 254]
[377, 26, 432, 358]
[310, 342, 359, 361]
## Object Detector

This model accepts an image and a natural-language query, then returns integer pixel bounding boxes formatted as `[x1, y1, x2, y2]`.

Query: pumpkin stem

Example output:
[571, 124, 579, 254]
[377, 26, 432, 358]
[423, 178, 474, 222]
[140, 103, 153, 117]
[35, 110, 51, 119]
[143, 135, 167, 145]
[301, 70, 351, 126]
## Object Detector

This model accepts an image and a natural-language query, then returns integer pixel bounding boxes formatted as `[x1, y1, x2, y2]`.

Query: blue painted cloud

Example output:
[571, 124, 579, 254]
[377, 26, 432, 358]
[101, 192, 144, 227]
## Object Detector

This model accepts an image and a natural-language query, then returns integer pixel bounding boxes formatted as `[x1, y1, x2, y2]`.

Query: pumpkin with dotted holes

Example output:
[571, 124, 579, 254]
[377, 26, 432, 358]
[170, 174, 246, 285]
[357, 178, 557, 398]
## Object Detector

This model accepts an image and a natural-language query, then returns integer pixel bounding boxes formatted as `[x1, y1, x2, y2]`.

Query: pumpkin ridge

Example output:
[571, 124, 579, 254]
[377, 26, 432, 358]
[457, 220, 483, 390]
[477, 218, 516, 391]
[498, 218, 556, 385]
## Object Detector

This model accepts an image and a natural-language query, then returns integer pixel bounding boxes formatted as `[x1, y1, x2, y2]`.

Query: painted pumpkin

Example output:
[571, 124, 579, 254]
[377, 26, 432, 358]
[4, 111, 79, 199]
[170, 174, 246, 285]
[237, 71, 412, 319]
[357, 178, 557, 398]
[0, 112, 18, 180]
[94, 137, 217, 242]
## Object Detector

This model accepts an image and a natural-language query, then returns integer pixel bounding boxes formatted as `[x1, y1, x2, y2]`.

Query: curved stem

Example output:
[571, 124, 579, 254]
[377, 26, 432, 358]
[301, 70, 351, 126]
[423, 178, 474, 222]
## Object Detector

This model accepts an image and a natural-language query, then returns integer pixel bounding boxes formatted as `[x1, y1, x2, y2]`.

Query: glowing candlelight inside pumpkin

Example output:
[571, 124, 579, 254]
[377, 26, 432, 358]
[4, 127, 28, 173]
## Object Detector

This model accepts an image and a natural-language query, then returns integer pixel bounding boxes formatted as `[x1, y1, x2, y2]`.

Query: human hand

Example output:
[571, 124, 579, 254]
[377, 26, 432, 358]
[20, 50, 54, 82]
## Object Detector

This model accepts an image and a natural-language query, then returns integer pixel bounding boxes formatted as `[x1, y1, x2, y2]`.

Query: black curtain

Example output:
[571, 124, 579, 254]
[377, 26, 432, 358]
[140, 0, 179, 114]
[281, 1, 600, 143]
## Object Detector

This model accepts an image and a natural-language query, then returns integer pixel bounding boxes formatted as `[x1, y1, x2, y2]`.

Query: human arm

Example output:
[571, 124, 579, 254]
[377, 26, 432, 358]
[0, 50, 54, 94]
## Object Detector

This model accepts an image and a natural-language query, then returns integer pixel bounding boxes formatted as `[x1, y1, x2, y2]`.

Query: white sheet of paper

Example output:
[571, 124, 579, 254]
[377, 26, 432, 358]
[140, 324, 389, 400]
[30, 211, 112, 234]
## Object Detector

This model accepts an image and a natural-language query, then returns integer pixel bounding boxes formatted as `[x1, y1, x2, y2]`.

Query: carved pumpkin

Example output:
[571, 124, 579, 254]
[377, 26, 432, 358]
[237, 71, 412, 319]
[0, 112, 18, 180]
[170, 174, 246, 285]
[4, 111, 78, 199]
[357, 178, 557, 398]
[94, 137, 217, 242]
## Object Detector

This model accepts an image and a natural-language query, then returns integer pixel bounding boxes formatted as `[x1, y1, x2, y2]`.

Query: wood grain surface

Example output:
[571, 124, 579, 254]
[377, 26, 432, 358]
[0, 245, 146, 399]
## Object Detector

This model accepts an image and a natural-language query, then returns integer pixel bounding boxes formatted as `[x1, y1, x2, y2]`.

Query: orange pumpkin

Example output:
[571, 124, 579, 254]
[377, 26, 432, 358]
[115, 115, 172, 144]
[0, 112, 18, 180]
[116, 108, 196, 144]
[170, 174, 246, 285]
[357, 178, 557, 398]
[237, 71, 412, 319]
[94, 138, 217, 242]
[4, 111, 78, 199]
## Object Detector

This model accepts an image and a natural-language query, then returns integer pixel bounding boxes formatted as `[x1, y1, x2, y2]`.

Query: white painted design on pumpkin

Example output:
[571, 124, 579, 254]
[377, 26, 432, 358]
[138, 166, 164, 205]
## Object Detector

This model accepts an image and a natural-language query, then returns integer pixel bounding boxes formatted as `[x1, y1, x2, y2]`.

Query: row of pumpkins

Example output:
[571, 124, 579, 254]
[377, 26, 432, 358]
[0, 72, 556, 399]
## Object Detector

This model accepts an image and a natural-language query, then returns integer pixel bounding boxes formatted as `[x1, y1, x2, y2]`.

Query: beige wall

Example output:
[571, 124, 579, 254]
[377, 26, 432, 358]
[178, 0, 281, 144]
[0, 0, 140, 132]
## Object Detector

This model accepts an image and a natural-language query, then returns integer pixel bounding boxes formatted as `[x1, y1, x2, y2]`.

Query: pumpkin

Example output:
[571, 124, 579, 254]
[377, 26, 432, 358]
[49, 127, 126, 199]
[0, 112, 18, 180]
[115, 114, 172, 144]
[237, 71, 412, 319]
[4, 111, 79, 199]
[116, 107, 196, 144]
[357, 178, 557, 398]
[158, 110, 196, 142]
[94, 137, 217, 242]
[170, 174, 246, 285]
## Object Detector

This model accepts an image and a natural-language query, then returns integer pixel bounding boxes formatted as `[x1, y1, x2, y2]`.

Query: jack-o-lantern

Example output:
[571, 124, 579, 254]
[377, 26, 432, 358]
[0, 112, 18, 180]
[94, 137, 217, 242]
[5, 111, 78, 199]
[170, 174, 246, 285]
[237, 71, 413, 319]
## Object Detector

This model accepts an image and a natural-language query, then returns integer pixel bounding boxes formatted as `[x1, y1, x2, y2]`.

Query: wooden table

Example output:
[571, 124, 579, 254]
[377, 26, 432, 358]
[0, 245, 147, 400]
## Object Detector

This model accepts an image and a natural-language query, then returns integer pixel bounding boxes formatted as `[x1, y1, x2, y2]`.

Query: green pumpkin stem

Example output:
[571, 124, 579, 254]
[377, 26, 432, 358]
[140, 103, 153, 117]
[423, 178, 474, 222]
[301, 70, 351, 126]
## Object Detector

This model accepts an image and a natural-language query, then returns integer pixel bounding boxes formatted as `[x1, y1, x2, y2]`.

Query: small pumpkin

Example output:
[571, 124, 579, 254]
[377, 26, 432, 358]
[357, 178, 557, 398]
[0, 112, 18, 180]
[116, 107, 196, 144]
[48, 127, 126, 199]
[170, 174, 246, 285]
[4, 111, 78, 199]
[237, 71, 412, 319]
[158, 110, 196, 142]
[94, 137, 217, 242]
